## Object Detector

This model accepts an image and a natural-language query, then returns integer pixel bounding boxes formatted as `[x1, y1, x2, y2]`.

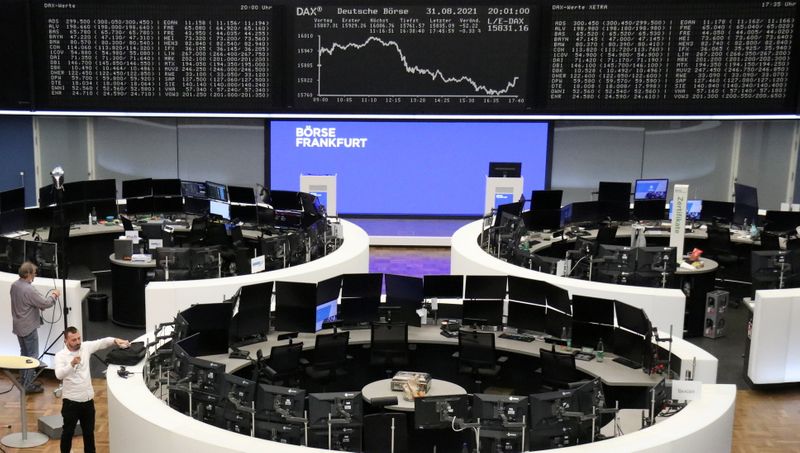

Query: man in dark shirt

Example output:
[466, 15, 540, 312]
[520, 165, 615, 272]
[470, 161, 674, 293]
[10, 262, 59, 393]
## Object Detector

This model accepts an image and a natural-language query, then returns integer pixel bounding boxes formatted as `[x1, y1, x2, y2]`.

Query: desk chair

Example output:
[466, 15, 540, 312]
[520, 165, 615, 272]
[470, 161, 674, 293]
[301, 331, 350, 390]
[370, 322, 409, 377]
[758, 231, 781, 251]
[257, 342, 304, 387]
[120, 215, 134, 232]
[539, 347, 585, 390]
[595, 224, 618, 246]
[704, 225, 742, 298]
[456, 330, 507, 393]
[183, 216, 207, 245]
[363, 412, 408, 453]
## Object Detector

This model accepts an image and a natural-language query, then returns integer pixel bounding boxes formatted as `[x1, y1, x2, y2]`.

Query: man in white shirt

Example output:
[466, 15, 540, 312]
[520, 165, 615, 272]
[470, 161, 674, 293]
[54, 326, 129, 453]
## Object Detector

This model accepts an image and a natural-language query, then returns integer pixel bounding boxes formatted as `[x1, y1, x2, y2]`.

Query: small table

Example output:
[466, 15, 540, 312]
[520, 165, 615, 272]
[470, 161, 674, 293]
[361, 378, 467, 412]
[0, 356, 49, 448]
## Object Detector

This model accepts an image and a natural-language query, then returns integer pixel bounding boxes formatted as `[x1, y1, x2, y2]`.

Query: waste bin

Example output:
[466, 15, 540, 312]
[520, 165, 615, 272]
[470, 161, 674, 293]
[86, 293, 108, 322]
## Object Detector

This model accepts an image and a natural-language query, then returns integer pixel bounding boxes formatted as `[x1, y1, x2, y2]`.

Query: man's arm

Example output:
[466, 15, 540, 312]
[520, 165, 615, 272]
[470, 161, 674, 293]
[54, 351, 75, 380]
[25, 286, 59, 310]
[83, 337, 130, 356]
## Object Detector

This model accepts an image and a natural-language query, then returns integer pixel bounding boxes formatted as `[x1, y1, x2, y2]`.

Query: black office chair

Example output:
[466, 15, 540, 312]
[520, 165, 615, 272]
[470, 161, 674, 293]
[758, 231, 781, 251]
[704, 225, 741, 293]
[595, 224, 618, 246]
[120, 215, 134, 232]
[370, 322, 409, 377]
[363, 413, 408, 453]
[257, 342, 304, 386]
[539, 347, 586, 390]
[185, 216, 208, 245]
[456, 330, 507, 393]
[301, 331, 350, 390]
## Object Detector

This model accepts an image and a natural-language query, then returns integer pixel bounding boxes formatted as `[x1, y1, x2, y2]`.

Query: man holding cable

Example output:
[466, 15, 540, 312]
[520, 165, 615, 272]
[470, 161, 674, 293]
[10, 261, 59, 393]
[55, 326, 129, 453]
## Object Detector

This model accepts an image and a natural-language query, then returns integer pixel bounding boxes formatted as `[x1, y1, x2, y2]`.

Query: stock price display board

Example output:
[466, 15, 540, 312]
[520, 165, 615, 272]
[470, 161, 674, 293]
[541, 0, 800, 113]
[291, 4, 534, 112]
[30, 0, 276, 112]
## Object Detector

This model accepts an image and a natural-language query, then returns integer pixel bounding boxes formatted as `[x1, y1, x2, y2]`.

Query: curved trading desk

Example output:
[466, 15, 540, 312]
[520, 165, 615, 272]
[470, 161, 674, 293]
[452, 220, 690, 337]
[747, 287, 800, 384]
[107, 326, 731, 453]
[144, 220, 370, 328]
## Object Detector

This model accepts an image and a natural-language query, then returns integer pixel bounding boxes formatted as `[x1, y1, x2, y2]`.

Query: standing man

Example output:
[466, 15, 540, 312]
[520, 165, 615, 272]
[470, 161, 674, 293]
[55, 326, 129, 453]
[10, 261, 59, 393]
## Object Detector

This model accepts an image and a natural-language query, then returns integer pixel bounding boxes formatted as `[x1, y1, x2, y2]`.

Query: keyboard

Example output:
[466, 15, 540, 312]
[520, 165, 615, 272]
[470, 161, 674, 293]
[499, 333, 535, 343]
[612, 356, 642, 369]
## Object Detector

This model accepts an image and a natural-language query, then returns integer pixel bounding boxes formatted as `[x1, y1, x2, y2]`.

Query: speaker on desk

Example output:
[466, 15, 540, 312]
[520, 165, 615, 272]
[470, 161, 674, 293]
[704, 290, 728, 339]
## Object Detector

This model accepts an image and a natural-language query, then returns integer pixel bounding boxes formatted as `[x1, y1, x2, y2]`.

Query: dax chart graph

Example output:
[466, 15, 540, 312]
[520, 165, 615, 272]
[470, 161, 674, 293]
[292, 5, 534, 112]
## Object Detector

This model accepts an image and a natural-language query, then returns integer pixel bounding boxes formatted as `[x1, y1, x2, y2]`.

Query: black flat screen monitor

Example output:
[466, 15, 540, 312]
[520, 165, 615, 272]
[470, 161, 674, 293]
[462, 299, 503, 327]
[530, 190, 562, 210]
[733, 203, 758, 227]
[614, 301, 651, 336]
[734, 183, 758, 208]
[341, 273, 383, 298]
[597, 182, 631, 203]
[274, 281, 316, 333]
[571, 295, 614, 325]
[493, 201, 524, 228]
[339, 296, 381, 325]
[571, 321, 615, 351]
[39, 184, 55, 207]
[122, 178, 152, 199]
[308, 392, 363, 427]
[269, 190, 302, 210]
[151, 179, 182, 197]
[522, 209, 562, 231]
[221, 374, 257, 417]
[636, 247, 677, 275]
[62, 181, 86, 204]
[62, 201, 86, 224]
[423, 275, 464, 299]
[414, 394, 470, 429]
[0, 210, 24, 234]
[634, 179, 669, 201]
[563, 201, 599, 225]
[205, 181, 228, 202]
[228, 185, 256, 204]
[88, 199, 118, 220]
[125, 196, 153, 215]
[545, 308, 573, 339]
[254, 421, 304, 445]
[472, 394, 528, 425]
[188, 355, 227, 397]
[84, 179, 116, 200]
[751, 249, 797, 280]
[152, 196, 183, 214]
[178, 303, 234, 355]
[765, 210, 800, 232]
[507, 276, 551, 305]
[529, 388, 577, 426]
[632, 200, 665, 221]
[255, 384, 306, 422]
[464, 275, 507, 300]
[700, 200, 734, 223]
[613, 329, 649, 368]
[488, 162, 522, 178]
[596, 244, 636, 273]
[317, 276, 342, 304]
[209, 200, 230, 220]
[600, 200, 631, 222]
[669, 199, 702, 221]
[316, 299, 338, 331]
[181, 180, 206, 198]
[384, 274, 423, 302]
[230, 204, 257, 223]
[507, 301, 546, 333]
[230, 281, 273, 346]
[0, 187, 25, 212]
[184, 197, 210, 216]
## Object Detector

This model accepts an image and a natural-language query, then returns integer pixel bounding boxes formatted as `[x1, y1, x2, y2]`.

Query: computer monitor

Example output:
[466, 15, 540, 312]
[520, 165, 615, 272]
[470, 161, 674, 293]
[734, 183, 758, 207]
[597, 182, 631, 203]
[571, 321, 615, 350]
[528, 388, 577, 426]
[700, 200, 734, 223]
[308, 425, 362, 451]
[669, 199, 702, 221]
[220, 374, 257, 421]
[751, 249, 798, 292]
[507, 276, 550, 305]
[274, 281, 316, 333]
[464, 275, 507, 300]
[178, 303, 233, 355]
[488, 162, 522, 178]
[545, 308, 573, 339]
[472, 394, 528, 425]
[522, 209, 562, 231]
[154, 247, 192, 270]
[230, 204, 258, 224]
[733, 203, 758, 227]
[188, 355, 227, 397]
[205, 181, 228, 202]
[0, 187, 25, 212]
[636, 246, 678, 275]
[414, 394, 470, 429]
[254, 421, 304, 445]
[571, 295, 614, 325]
[255, 383, 306, 422]
[209, 200, 230, 220]
[39, 184, 55, 207]
[339, 296, 381, 326]
[0, 210, 25, 234]
[423, 275, 464, 299]
[562, 201, 599, 225]
[493, 201, 524, 228]
[546, 285, 571, 315]
[152, 196, 183, 214]
[88, 199, 119, 219]
[268, 190, 303, 210]
[151, 179, 182, 197]
[765, 210, 800, 232]
[228, 185, 256, 204]
[614, 301, 651, 336]
[507, 301, 546, 333]
[599, 200, 631, 222]
[341, 273, 383, 298]
[184, 197, 209, 216]
[125, 196, 153, 215]
[122, 178, 153, 199]
[315, 299, 338, 332]
[385, 274, 423, 302]
[308, 392, 363, 427]
[462, 299, 504, 327]
[634, 179, 668, 201]
[632, 200, 665, 221]
[229, 281, 272, 346]
[83, 179, 117, 200]
[530, 190, 562, 210]
[613, 329, 650, 369]
[596, 244, 636, 274]
[528, 421, 581, 450]
[181, 180, 206, 198]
